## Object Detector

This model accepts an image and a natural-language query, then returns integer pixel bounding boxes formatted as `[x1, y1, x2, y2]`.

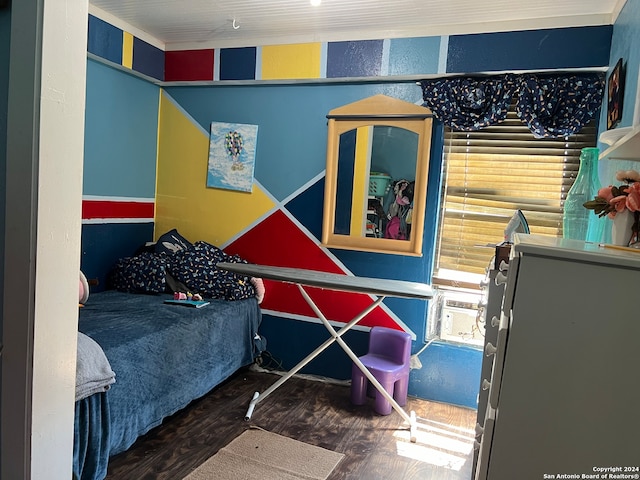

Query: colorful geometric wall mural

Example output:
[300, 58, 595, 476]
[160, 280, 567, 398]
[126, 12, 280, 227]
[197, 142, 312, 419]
[88, 12, 612, 84]
[84, 10, 613, 407]
[156, 91, 414, 337]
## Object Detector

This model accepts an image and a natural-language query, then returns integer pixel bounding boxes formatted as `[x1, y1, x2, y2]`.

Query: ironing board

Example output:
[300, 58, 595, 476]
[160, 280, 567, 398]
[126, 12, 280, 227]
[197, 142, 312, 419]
[216, 262, 434, 442]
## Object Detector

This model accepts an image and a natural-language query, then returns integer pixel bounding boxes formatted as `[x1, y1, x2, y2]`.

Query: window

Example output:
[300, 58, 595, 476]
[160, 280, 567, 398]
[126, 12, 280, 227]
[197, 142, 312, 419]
[433, 103, 598, 289]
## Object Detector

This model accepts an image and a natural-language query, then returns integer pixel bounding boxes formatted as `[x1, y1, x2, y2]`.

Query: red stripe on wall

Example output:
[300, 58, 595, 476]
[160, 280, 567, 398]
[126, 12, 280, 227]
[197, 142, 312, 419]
[82, 200, 154, 219]
[165, 49, 215, 81]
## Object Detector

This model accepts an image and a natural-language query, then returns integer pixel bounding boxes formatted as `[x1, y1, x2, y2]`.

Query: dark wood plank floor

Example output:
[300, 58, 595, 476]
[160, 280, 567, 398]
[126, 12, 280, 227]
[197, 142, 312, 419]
[106, 368, 477, 480]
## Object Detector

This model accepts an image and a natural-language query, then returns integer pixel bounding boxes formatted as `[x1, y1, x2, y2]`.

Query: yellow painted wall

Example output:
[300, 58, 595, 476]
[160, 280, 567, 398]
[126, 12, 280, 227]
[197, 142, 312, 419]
[122, 32, 133, 69]
[261, 43, 322, 80]
[350, 126, 371, 235]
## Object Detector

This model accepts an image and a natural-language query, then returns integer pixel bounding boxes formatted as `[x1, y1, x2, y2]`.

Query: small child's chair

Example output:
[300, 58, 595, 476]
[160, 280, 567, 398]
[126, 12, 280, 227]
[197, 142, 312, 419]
[350, 326, 412, 415]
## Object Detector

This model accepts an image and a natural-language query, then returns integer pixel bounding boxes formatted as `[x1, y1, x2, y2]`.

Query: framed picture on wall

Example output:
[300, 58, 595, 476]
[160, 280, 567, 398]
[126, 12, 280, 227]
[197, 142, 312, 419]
[207, 122, 258, 193]
[607, 58, 625, 130]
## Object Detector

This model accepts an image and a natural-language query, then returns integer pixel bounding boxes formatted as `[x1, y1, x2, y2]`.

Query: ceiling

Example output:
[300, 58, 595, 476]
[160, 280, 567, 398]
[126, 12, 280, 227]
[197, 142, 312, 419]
[89, 0, 626, 51]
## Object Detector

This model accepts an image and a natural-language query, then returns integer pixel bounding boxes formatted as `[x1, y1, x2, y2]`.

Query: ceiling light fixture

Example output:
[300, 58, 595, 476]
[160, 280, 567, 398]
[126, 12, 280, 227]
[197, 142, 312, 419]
[310, 0, 321, 6]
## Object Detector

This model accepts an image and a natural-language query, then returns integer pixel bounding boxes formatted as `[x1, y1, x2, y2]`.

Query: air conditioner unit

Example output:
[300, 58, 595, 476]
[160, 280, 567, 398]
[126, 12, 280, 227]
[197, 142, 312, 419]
[439, 291, 484, 345]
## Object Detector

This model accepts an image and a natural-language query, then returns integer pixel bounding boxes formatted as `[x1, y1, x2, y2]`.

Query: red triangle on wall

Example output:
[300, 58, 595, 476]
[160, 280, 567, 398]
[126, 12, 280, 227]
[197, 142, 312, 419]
[225, 209, 403, 330]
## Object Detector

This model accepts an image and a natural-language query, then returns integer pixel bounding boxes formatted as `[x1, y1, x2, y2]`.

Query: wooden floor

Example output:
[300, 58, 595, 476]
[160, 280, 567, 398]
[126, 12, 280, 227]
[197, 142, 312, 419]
[106, 368, 477, 480]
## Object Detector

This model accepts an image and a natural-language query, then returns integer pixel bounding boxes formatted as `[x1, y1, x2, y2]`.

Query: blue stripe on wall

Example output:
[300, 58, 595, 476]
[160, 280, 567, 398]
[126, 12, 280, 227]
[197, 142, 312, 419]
[447, 26, 613, 73]
[81, 222, 155, 291]
[132, 37, 164, 80]
[327, 40, 385, 78]
[388, 37, 441, 76]
[219, 47, 257, 81]
[87, 15, 123, 65]
[83, 59, 159, 199]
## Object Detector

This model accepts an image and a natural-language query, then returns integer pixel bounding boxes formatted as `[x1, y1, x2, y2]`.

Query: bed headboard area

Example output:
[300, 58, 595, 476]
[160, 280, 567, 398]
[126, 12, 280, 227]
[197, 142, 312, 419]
[81, 222, 155, 291]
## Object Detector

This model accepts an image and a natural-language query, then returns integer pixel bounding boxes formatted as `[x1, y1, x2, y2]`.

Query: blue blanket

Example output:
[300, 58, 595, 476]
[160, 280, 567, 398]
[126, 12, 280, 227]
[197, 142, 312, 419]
[73, 290, 262, 480]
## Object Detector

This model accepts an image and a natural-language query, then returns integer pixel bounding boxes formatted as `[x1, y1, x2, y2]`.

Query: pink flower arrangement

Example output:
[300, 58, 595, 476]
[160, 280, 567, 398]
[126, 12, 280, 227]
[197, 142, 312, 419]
[583, 169, 640, 218]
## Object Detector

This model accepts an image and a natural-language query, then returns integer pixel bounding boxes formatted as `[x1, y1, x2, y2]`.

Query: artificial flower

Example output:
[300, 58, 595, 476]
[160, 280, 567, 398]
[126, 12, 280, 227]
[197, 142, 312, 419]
[583, 169, 640, 219]
[626, 182, 640, 211]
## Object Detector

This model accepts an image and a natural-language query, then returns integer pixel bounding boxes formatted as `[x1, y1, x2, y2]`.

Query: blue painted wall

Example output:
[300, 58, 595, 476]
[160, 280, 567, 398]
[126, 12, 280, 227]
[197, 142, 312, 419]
[598, 0, 640, 189]
[447, 26, 611, 73]
[81, 59, 160, 287]
[327, 41, 385, 78]
[388, 37, 441, 76]
[87, 15, 123, 65]
[81, 223, 155, 288]
[219, 47, 257, 81]
[87, 14, 165, 81]
[83, 59, 159, 199]
[131, 38, 164, 81]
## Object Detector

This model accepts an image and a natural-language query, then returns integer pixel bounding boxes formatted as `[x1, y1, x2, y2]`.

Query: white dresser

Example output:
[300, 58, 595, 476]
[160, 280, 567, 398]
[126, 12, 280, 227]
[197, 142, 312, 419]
[474, 234, 640, 480]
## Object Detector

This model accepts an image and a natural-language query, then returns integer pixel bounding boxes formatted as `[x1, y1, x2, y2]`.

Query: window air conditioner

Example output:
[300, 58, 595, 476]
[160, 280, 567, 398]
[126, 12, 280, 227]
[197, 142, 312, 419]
[438, 291, 484, 346]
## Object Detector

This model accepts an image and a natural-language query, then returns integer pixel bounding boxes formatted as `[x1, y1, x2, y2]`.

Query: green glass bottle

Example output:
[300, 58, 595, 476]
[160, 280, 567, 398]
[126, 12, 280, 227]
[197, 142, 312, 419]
[562, 147, 604, 242]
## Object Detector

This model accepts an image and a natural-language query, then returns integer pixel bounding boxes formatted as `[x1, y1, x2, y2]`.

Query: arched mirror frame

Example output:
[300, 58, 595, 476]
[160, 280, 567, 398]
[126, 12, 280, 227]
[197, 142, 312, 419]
[322, 94, 433, 256]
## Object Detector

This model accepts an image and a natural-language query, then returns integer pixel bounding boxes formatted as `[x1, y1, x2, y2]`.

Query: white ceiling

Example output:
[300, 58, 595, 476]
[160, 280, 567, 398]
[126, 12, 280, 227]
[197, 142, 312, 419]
[89, 0, 627, 51]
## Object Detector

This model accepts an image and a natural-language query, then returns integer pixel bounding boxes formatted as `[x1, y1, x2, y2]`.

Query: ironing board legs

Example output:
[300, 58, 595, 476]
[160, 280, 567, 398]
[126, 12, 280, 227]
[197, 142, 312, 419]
[245, 284, 417, 443]
[244, 289, 384, 420]
[299, 286, 418, 442]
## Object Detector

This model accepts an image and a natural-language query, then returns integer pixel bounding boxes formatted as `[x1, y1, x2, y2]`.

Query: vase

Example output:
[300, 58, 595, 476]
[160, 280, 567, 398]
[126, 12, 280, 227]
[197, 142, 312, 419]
[611, 209, 635, 246]
[563, 147, 604, 242]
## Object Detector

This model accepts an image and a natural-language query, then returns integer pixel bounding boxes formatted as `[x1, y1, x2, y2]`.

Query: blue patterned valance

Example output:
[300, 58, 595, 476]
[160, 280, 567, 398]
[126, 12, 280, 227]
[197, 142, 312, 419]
[420, 73, 605, 138]
[419, 75, 517, 131]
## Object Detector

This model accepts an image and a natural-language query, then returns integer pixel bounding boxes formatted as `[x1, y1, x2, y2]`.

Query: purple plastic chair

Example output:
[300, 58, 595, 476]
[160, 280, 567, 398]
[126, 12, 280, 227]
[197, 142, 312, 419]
[350, 326, 412, 415]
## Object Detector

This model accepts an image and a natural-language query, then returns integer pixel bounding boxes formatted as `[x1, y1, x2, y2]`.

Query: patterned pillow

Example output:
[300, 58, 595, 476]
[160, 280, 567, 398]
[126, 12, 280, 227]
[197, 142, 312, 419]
[154, 228, 193, 255]
[168, 241, 256, 301]
[108, 252, 169, 294]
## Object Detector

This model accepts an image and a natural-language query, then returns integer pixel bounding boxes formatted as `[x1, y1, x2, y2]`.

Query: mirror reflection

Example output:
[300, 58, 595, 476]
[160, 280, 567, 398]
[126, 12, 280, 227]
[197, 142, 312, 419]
[322, 94, 433, 256]
[334, 126, 418, 241]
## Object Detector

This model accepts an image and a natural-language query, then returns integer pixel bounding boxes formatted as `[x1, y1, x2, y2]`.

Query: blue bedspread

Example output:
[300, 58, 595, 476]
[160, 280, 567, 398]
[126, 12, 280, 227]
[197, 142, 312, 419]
[73, 290, 262, 480]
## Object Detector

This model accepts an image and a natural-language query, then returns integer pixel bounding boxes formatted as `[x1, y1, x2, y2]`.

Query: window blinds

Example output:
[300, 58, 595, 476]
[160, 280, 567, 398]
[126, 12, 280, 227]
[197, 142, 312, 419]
[434, 105, 597, 287]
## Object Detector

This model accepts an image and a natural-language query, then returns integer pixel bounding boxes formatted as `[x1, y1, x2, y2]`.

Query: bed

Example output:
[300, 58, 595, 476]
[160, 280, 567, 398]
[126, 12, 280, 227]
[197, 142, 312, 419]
[73, 236, 264, 480]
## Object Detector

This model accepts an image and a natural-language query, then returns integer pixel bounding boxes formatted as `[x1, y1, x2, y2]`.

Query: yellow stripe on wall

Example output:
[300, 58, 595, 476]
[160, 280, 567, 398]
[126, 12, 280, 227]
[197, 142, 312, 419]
[122, 31, 134, 69]
[156, 91, 276, 247]
[261, 43, 322, 80]
[350, 126, 372, 236]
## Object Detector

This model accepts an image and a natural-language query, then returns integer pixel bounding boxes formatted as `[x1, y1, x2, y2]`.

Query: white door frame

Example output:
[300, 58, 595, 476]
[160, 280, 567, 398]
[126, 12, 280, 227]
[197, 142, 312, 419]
[1, 0, 87, 478]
